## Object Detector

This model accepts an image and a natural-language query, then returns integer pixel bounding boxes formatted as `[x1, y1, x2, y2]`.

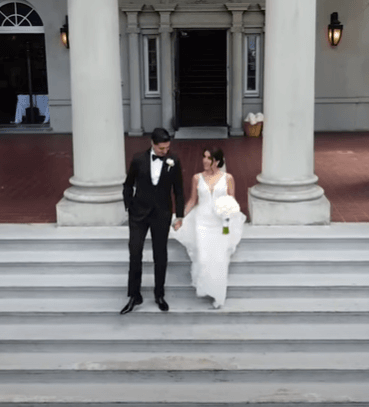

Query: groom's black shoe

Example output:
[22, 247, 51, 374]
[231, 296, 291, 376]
[155, 296, 169, 312]
[120, 295, 143, 315]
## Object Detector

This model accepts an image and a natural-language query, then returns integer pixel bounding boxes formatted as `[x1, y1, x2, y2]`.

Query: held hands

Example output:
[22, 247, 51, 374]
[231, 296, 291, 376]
[172, 218, 183, 231]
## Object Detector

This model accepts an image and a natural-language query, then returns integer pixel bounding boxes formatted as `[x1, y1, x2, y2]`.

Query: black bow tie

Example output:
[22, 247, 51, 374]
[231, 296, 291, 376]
[152, 154, 164, 161]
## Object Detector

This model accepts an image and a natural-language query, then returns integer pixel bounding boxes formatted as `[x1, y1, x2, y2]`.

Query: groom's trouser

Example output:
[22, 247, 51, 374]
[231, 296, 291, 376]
[128, 210, 172, 298]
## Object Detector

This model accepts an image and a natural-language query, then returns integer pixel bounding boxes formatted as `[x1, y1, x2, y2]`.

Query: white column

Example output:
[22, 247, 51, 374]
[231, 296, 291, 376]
[57, 0, 126, 226]
[154, 6, 176, 135]
[248, 0, 330, 225]
[229, 9, 244, 136]
[127, 10, 143, 136]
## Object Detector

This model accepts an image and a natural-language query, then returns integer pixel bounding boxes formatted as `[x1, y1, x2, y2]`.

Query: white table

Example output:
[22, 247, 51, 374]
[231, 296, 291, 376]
[13, 95, 50, 124]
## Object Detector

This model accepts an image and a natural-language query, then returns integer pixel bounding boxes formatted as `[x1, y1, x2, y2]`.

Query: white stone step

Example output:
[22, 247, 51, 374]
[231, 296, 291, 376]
[1, 272, 369, 288]
[1, 222, 369, 240]
[0, 382, 368, 404]
[1, 297, 369, 314]
[3, 248, 369, 264]
[1, 222, 369, 242]
[1, 224, 368, 406]
[1, 262, 369, 276]
[1, 351, 369, 371]
[1, 323, 368, 341]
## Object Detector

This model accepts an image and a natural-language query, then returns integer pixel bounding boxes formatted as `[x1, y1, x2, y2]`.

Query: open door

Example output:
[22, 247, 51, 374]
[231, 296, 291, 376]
[174, 29, 227, 127]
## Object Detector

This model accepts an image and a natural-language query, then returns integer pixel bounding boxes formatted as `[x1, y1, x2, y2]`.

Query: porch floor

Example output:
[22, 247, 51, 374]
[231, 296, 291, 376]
[0, 132, 368, 223]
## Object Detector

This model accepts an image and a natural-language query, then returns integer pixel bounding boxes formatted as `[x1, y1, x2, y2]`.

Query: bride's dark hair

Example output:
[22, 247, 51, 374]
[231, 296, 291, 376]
[203, 147, 225, 168]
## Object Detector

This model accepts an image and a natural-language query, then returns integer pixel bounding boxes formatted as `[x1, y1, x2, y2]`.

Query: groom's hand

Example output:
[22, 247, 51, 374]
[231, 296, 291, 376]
[173, 218, 182, 231]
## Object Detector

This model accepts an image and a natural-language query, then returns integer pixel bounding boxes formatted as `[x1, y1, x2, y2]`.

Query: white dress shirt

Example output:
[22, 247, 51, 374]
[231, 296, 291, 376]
[150, 149, 164, 186]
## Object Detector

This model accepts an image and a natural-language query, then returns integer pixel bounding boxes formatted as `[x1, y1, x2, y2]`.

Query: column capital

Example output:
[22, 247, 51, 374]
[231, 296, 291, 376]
[153, 5, 177, 33]
[225, 3, 250, 12]
[226, 7, 248, 33]
[120, 5, 144, 12]
[152, 5, 177, 13]
[125, 10, 141, 34]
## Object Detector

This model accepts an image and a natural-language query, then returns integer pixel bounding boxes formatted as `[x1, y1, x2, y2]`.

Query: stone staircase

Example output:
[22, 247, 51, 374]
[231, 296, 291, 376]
[0, 223, 369, 406]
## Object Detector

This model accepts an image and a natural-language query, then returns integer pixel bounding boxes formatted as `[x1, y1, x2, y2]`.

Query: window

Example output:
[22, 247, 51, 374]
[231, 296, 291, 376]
[244, 34, 260, 97]
[0, 2, 43, 28]
[143, 35, 160, 97]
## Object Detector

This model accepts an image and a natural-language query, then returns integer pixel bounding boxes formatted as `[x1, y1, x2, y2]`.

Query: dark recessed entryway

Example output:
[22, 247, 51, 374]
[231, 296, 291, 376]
[0, 34, 48, 124]
[175, 29, 227, 128]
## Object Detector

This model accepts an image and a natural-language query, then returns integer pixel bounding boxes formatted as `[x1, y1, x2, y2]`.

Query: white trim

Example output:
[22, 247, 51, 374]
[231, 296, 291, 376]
[143, 35, 161, 98]
[244, 33, 260, 97]
[0, 26, 43, 33]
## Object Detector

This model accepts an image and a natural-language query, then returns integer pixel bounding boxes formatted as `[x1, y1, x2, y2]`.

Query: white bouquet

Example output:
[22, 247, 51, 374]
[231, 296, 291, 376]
[214, 195, 240, 234]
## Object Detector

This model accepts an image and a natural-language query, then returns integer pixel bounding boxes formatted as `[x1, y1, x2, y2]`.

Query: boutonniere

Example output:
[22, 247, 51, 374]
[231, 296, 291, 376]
[166, 158, 175, 171]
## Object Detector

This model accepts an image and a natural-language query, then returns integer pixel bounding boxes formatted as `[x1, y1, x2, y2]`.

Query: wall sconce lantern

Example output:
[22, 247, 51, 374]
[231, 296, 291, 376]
[328, 12, 343, 46]
[60, 15, 69, 49]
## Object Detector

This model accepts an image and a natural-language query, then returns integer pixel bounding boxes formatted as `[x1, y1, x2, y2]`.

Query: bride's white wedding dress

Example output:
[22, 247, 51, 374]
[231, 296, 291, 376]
[174, 172, 246, 307]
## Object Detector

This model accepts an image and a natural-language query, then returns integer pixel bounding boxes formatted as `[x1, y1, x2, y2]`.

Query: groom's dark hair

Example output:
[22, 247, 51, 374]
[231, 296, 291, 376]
[152, 128, 171, 144]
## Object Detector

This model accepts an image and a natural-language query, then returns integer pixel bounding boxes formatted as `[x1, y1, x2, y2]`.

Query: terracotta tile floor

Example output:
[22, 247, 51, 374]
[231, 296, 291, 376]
[0, 131, 369, 223]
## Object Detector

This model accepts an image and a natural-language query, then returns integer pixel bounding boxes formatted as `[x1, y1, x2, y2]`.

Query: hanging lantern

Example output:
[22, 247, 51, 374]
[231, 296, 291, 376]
[60, 16, 69, 49]
[328, 12, 343, 47]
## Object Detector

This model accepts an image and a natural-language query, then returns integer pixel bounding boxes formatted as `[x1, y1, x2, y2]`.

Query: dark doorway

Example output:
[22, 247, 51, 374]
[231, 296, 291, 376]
[0, 34, 48, 124]
[175, 30, 227, 127]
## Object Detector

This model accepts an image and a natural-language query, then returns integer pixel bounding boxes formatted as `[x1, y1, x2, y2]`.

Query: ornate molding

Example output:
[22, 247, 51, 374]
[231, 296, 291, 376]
[153, 4, 177, 12]
[230, 10, 244, 33]
[125, 11, 141, 34]
[153, 5, 177, 34]
[175, 4, 227, 12]
[120, 5, 144, 12]
[225, 3, 250, 12]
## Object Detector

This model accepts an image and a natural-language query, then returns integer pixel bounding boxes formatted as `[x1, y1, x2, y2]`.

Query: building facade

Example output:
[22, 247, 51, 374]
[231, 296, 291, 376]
[0, 0, 368, 226]
[1, 0, 368, 134]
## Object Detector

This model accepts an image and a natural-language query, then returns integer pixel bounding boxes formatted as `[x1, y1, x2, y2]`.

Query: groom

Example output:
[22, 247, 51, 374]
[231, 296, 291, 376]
[121, 128, 184, 314]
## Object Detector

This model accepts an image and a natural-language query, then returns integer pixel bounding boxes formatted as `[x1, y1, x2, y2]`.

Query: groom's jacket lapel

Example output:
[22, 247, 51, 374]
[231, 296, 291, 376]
[144, 149, 153, 186]
[157, 157, 169, 187]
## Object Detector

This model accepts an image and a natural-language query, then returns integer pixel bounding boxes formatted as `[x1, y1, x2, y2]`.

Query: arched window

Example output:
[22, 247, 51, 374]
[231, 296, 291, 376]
[0, 1, 43, 33]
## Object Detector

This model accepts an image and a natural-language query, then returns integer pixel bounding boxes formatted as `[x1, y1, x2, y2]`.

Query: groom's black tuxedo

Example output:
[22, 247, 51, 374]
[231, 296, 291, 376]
[123, 149, 184, 221]
[123, 149, 184, 298]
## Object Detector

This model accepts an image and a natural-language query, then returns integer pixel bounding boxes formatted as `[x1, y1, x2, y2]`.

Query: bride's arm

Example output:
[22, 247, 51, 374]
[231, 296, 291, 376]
[184, 174, 199, 216]
[226, 173, 235, 197]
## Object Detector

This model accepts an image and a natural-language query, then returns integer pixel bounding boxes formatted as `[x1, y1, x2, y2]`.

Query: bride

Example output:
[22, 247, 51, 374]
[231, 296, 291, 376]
[173, 147, 246, 308]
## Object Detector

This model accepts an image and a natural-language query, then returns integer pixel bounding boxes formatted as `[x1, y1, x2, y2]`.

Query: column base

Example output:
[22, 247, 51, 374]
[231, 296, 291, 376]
[128, 129, 144, 137]
[248, 191, 331, 225]
[229, 127, 244, 137]
[56, 198, 127, 226]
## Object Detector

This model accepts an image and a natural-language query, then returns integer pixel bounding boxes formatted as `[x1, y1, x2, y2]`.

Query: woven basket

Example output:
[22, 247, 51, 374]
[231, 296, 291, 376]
[244, 121, 263, 137]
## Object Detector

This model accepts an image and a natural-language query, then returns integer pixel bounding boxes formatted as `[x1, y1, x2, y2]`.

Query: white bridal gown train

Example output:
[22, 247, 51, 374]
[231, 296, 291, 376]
[174, 173, 246, 307]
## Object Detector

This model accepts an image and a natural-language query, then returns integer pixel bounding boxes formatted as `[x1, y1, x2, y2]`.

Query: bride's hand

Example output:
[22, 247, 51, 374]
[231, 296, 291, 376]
[173, 219, 182, 231]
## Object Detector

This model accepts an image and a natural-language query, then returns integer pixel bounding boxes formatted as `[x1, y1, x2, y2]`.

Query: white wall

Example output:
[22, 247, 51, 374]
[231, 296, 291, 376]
[315, 0, 369, 131]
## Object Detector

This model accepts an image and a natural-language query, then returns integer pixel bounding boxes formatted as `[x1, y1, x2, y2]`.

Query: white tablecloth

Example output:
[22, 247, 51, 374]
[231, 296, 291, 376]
[13, 95, 50, 124]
